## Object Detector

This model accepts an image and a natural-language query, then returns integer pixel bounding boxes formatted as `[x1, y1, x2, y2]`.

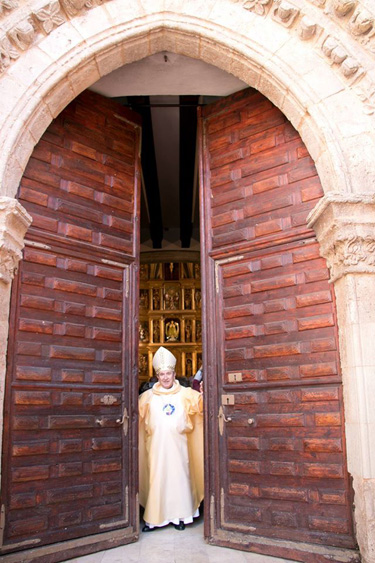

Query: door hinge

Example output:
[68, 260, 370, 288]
[0, 504, 4, 548]
[125, 266, 129, 298]
[221, 488, 225, 525]
[101, 258, 128, 269]
[210, 494, 215, 535]
[100, 519, 128, 529]
[24, 240, 51, 250]
[136, 493, 140, 534]
[214, 255, 244, 293]
[125, 485, 129, 522]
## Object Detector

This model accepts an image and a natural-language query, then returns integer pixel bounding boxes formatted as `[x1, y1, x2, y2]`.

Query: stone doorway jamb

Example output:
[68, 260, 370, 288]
[308, 194, 375, 563]
[0, 197, 32, 478]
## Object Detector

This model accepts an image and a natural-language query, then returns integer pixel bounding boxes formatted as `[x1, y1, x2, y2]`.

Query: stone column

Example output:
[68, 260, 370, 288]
[308, 194, 375, 563]
[0, 197, 32, 484]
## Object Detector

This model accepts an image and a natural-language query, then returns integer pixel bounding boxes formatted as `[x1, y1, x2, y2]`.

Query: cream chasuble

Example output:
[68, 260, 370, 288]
[139, 381, 204, 527]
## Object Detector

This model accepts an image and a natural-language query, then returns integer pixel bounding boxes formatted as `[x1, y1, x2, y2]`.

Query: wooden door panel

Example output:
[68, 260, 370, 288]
[218, 241, 339, 387]
[216, 245, 353, 548]
[223, 386, 351, 546]
[1, 90, 140, 560]
[200, 88, 358, 561]
[20, 103, 137, 257]
[4, 249, 130, 548]
[203, 90, 322, 256]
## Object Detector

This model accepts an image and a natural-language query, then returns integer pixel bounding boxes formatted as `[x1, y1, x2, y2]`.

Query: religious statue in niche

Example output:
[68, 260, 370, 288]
[164, 285, 180, 310]
[185, 320, 192, 342]
[197, 353, 202, 369]
[139, 323, 149, 342]
[184, 289, 192, 310]
[182, 262, 194, 279]
[139, 354, 148, 375]
[195, 289, 202, 310]
[140, 264, 149, 281]
[153, 321, 160, 343]
[165, 319, 180, 342]
[152, 289, 160, 310]
[194, 263, 200, 279]
[186, 356, 193, 378]
[196, 321, 202, 342]
[164, 262, 179, 280]
[140, 289, 149, 309]
[150, 263, 163, 280]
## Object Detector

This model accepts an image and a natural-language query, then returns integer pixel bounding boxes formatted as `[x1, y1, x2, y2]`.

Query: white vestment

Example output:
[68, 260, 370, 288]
[139, 381, 204, 527]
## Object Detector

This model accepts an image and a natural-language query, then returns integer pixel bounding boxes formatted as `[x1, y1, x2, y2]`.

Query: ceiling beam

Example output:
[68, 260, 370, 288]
[179, 95, 199, 248]
[127, 96, 164, 248]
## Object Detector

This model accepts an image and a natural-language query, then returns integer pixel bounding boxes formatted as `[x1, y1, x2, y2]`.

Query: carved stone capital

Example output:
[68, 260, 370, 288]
[307, 194, 375, 282]
[0, 197, 32, 284]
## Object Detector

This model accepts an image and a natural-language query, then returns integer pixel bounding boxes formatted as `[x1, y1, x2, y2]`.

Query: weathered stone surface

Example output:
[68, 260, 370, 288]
[308, 194, 375, 282]
[0, 197, 31, 482]
[0, 197, 32, 283]
[309, 196, 375, 561]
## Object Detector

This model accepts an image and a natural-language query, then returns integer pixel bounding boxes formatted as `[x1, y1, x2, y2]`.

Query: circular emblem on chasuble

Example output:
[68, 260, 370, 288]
[163, 403, 176, 416]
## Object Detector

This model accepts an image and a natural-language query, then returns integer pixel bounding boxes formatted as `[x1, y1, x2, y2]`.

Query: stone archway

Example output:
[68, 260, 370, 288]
[1, 1, 375, 199]
[0, 1, 375, 560]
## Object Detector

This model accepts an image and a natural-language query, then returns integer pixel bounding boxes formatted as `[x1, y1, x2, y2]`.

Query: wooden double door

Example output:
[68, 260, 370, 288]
[0, 88, 358, 562]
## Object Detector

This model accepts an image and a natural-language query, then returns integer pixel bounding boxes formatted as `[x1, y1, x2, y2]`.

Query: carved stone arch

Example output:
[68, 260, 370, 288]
[0, 2, 374, 198]
[0, 1, 375, 561]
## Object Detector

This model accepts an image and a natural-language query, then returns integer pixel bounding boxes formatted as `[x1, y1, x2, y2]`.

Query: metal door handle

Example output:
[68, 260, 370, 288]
[218, 405, 232, 436]
[116, 411, 129, 424]
[116, 407, 129, 436]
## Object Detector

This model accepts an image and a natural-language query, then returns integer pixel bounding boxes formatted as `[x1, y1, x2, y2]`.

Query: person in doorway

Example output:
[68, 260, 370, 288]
[138, 376, 157, 395]
[192, 365, 203, 393]
[139, 346, 204, 532]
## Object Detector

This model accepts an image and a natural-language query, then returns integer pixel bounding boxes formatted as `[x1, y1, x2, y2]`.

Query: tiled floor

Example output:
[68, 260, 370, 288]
[65, 519, 293, 563]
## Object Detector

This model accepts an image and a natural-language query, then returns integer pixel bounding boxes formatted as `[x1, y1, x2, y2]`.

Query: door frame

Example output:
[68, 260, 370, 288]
[0, 88, 358, 563]
[0, 7, 374, 557]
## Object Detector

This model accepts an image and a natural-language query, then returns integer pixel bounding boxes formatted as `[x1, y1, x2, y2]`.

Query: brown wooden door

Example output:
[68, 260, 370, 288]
[0, 91, 141, 561]
[199, 89, 358, 562]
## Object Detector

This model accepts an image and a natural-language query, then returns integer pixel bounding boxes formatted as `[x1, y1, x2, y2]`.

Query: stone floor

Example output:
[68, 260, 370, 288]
[65, 519, 293, 563]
